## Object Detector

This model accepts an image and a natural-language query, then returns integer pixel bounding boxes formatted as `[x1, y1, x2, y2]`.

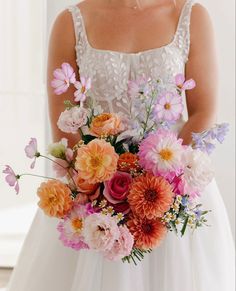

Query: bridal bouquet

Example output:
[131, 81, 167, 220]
[3, 63, 229, 264]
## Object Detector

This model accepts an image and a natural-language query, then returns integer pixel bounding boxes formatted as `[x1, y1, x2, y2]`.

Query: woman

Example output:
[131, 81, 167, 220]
[6, 0, 235, 290]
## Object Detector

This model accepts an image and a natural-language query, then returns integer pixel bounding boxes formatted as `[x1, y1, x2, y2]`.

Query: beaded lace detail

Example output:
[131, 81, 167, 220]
[68, 0, 196, 116]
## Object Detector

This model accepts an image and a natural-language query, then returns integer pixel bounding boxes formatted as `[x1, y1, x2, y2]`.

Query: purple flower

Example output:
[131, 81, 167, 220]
[214, 123, 229, 143]
[74, 77, 91, 103]
[3, 165, 20, 194]
[24, 138, 39, 169]
[51, 63, 76, 95]
[175, 74, 196, 91]
[128, 76, 150, 98]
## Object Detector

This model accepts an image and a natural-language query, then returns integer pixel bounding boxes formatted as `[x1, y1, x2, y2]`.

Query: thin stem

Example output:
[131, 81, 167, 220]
[19, 173, 57, 180]
[142, 91, 156, 136]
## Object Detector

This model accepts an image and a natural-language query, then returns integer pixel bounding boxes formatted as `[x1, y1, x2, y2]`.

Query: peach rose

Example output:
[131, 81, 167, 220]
[90, 113, 124, 137]
[76, 176, 100, 202]
[37, 180, 73, 218]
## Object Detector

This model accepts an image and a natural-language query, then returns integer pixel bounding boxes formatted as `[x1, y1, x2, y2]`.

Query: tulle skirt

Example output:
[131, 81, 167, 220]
[6, 179, 235, 291]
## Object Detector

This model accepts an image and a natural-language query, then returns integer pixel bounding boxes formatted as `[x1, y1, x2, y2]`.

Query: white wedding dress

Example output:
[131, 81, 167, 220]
[6, 1, 235, 290]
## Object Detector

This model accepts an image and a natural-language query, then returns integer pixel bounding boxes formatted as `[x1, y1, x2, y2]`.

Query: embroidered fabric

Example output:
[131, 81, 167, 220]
[68, 0, 196, 117]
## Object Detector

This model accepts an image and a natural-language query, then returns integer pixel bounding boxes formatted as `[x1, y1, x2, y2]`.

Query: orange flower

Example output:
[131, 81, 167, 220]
[117, 152, 140, 172]
[76, 176, 100, 202]
[128, 173, 173, 219]
[37, 180, 72, 218]
[127, 216, 167, 250]
[75, 139, 119, 184]
[90, 113, 124, 137]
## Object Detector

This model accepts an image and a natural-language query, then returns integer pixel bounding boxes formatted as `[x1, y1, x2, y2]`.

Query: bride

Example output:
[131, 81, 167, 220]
[6, 0, 235, 290]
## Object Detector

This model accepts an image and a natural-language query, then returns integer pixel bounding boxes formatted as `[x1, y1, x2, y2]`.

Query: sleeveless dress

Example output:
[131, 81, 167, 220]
[6, 1, 235, 291]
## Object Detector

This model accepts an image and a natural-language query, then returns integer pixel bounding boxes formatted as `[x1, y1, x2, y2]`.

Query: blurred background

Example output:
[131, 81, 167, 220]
[0, 0, 235, 282]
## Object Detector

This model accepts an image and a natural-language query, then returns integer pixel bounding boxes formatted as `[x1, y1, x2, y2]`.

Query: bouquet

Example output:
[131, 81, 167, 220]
[3, 63, 229, 265]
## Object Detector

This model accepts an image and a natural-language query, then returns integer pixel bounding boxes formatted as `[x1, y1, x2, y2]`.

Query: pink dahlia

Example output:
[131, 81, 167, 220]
[138, 129, 184, 176]
[104, 225, 134, 261]
[57, 204, 91, 251]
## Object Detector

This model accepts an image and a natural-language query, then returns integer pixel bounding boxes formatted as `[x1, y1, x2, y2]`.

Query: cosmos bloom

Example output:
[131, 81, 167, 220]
[128, 173, 173, 219]
[138, 129, 184, 176]
[3, 165, 20, 194]
[128, 76, 150, 99]
[51, 63, 76, 95]
[24, 138, 39, 169]
[74, 77, 91, 103]
[154, 91, 184, 121]
[175, 74, 196, 91]
[127, 215, 167, 250]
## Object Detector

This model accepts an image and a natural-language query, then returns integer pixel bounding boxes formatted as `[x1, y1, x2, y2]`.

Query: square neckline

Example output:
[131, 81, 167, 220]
[74, 0, 191, 56]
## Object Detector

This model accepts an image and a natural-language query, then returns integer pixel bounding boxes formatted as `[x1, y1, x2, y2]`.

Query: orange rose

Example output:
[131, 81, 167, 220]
[118, 152, 140, 172]
[90, 113, 124, 137]
[37, 180, 73, 218]
[76, 176, 100, 202]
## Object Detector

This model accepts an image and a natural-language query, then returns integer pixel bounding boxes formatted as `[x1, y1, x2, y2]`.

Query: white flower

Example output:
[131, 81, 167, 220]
[57, 107, 88, 134]
[183, 148, 214, 192]
[82, 213, 120, 252]
[48, 138, 68, 158]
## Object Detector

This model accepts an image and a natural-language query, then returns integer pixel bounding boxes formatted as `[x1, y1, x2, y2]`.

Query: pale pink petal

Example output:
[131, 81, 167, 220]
[182, 79, 196, 90]
[53, 69, 66, 81]
[175, 74, 185, 86]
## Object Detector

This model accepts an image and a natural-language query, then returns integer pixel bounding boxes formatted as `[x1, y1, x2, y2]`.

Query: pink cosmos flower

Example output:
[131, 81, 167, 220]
[175, 74, 196, 92]
[104, 225, 134, 261]
[24, 138, 39, 169]
[74, 77, 91, 103]
[83, 213, 120, 252]
[138, 129, 184, 176]
[51, 63, 76, 95]
[154, 92, 184, 121]
[3, 165, 20, 194]
[128, 76, 150, 98]
[57, 204, 91, 251]
[57, 106, 88, 134]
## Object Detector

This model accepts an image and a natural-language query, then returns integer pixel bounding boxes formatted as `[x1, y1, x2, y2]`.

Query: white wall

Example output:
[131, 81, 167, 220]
[47, 0, 235, 238]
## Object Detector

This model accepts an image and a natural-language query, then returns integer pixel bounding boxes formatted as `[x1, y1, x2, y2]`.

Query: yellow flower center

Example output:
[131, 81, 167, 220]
[164, 103, 171, 110]
[81, 86, 86, 94]
[90, 156, 103, 168]
[71, 218, 83, 232]
[159, 148, 173, 161]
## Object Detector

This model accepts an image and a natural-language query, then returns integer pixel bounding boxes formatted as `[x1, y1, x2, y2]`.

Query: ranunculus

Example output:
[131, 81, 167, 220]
[83, 213, 120, 252]
[57, 106, 88, 134]
[104, 225, 134, 261]
[90, 113, 125, 137]
[76, 177, 100, 202]
[117, 152, 140, 172]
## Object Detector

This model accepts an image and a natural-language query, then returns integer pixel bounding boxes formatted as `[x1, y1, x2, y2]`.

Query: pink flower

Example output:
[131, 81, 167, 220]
[24, 138, 39, 169]
[175, 74, 196, 91]
[52, 158, 69, 178]
[3, 165, 20, 194]
[138, 129, 184, 176]
[104, 225, 134, 261]
[57, 204, 90, 251]
[51, 63, 76, 95]
[83, 213, 120, 252]
[154, 92, 184, 121]
[74, 77, 91, 103]
[103, 172, 132, 214]
[57, 106, 88, 134]
[128, 76, 150, 98]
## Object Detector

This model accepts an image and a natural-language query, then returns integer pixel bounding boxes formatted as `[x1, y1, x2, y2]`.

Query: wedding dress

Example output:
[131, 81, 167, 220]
[6, 1, 235, 290]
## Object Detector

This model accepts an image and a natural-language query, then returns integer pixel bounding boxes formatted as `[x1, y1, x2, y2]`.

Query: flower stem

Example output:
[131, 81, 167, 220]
[19, 173, 57, 180]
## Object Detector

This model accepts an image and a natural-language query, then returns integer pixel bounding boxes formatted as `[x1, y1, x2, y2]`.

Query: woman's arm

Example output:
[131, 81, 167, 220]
[47, 10, 81, 148]
[179, 4, 218, 144]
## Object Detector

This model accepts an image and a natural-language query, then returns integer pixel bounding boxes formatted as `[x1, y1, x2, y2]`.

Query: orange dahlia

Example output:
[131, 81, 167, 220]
[127, 215, 167, 250]
[75, 139, 119, 184]
[128, 173, 173, 219]
[37, 180, 73, 218]
[117, 152, 140, 172]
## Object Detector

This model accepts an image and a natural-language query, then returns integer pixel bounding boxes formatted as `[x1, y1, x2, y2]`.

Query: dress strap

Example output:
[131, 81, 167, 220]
[174, 0, 196, 63]
[68, 5, 87, 66]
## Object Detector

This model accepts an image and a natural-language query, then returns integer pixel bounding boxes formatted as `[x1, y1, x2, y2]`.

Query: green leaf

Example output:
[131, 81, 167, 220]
[181, 216, 189, 237]
[82, 134, 96, 144]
